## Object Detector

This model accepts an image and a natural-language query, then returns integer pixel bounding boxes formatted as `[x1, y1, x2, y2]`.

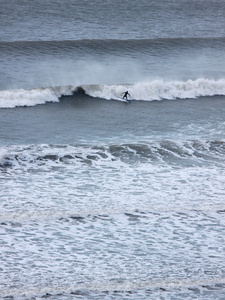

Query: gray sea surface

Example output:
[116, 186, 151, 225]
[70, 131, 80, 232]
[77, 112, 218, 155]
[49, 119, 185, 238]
[1, 0, 225, 299]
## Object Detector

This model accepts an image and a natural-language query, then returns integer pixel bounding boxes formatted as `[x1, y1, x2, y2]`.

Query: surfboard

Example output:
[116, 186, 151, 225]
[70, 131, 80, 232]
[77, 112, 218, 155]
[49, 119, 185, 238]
[121, 97, 131, 102]
[121, 98, 131, 103]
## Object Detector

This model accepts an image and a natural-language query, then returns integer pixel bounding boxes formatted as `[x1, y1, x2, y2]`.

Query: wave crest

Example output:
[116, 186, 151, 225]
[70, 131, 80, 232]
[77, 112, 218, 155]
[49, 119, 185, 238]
[0, 78, 225, 108]
[0, 85, 78, 108]
[85, 78, 225, 101]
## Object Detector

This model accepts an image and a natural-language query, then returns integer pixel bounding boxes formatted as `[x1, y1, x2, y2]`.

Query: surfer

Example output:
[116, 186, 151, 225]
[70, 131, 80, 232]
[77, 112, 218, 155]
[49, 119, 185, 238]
[122, 91, 130, 100]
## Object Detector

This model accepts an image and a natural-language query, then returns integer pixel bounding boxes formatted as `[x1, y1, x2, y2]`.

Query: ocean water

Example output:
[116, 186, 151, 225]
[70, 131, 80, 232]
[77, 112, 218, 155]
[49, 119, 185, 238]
[1, 0, 225, 299]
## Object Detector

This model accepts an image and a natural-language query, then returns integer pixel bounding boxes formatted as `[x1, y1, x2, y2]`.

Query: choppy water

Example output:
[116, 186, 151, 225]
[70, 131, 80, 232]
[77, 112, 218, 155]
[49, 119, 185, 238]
[1, 0, 225, 299]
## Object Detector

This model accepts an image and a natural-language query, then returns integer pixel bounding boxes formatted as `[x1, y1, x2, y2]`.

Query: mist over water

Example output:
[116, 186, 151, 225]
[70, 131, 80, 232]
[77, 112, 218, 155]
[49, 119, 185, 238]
[1, 38, 225, 91]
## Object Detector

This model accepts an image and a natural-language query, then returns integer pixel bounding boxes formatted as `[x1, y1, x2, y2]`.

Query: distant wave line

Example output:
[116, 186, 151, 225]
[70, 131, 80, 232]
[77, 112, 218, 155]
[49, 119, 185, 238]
[0, 37, 225, 47]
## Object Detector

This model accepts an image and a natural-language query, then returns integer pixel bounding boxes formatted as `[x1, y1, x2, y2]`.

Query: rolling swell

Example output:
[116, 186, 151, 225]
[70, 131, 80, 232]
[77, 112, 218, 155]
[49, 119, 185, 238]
[1, 37, 225, 55]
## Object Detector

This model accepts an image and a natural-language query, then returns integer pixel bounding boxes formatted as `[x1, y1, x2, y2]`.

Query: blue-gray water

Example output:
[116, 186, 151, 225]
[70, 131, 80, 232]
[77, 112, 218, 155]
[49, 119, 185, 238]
[1, 1, 225, 299]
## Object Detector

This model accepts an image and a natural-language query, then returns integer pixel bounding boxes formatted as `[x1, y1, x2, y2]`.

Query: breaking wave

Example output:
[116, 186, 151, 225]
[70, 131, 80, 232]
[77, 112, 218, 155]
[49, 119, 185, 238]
[1, 140, 225, 170]
[0, 78, 225, 108]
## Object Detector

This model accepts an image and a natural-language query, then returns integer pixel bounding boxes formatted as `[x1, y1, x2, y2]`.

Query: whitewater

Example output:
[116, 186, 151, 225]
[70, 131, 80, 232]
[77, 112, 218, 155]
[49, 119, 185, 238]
[1, 78, 225, 108]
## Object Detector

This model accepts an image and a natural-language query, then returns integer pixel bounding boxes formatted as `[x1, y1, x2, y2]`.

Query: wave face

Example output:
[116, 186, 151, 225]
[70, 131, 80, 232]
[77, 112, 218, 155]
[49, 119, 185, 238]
[1, 78, 225, 108]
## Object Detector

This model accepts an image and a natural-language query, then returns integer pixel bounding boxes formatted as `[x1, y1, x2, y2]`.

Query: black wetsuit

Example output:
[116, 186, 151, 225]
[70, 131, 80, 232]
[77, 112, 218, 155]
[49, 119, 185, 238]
[123, 91, 130, 99]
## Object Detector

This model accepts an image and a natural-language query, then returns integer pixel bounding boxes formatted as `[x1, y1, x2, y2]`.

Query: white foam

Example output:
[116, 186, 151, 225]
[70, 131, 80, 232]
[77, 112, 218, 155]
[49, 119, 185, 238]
[85, 78, 225, 101]
[0, 85, 75, 108]
[0, 148, 8, 166]
[1, 141, 225, 220]
[1, 78, 225, 108]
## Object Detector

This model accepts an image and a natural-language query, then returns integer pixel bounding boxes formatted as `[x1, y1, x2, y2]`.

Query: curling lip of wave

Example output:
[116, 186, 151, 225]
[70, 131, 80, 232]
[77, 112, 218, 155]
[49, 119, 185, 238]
[0, 78, 225, 108]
